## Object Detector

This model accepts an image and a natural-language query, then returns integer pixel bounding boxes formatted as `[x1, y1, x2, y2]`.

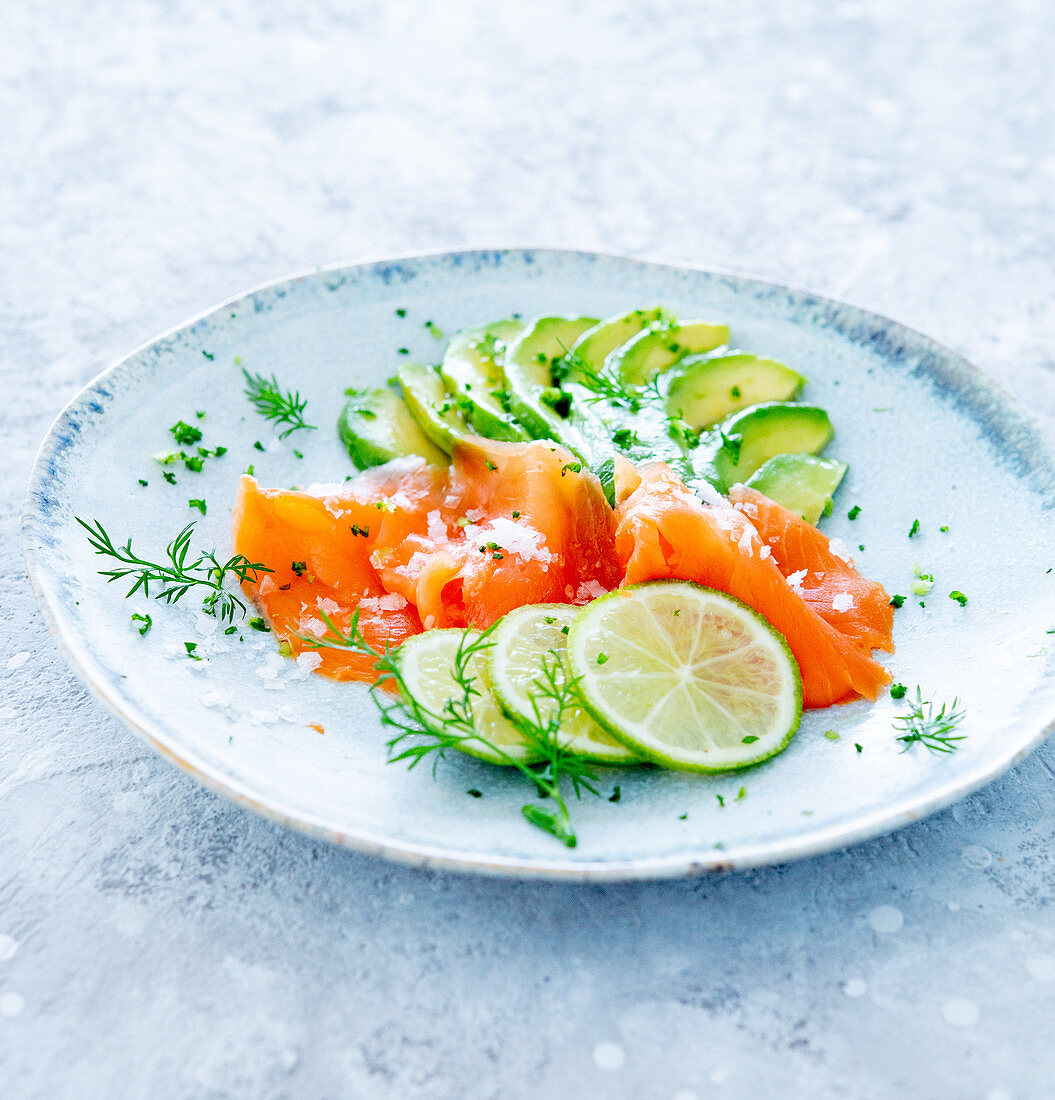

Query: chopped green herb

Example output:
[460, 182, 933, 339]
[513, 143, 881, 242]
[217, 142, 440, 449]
[397, 347, 409, 355]
[596, 652, 609, 665]
[511, 511, 520, 519]
[245, 464, 254, 476]
[910, 565, 934, 596]
[560, 462, 583, 477]
[949, 590, 968, 606]
[742, 735, 759, 744]
[424, 320, 444, 339]
[855, 743, 863, 753]
[608, 785, 622, 803]
[130, 613, 152, 635]
[730, 385, 741, 398]
[847, 505, 861, 520]
[940, 525, 949, 533]
[201, 350, 215, 361]
[162, 471, 177, 485]
[138, 479, 148, 487]
[396, 308, 407, 318]
[678, 813, 688, 820]
[291, 561, 307, 577]
[716, 794, 725, 808]
[170, 421, 203, 446]
[890, 682, 907, 700]
[253, 440, 265, 452]
[736, 787, 746, 801]
[350, 524, 370, 538]
[559, 625, 569, 635]
[224, 625, 238, 635]
[908, 519, 920, 537]
[822, 499, 834, 517]
[858, 544, 866, 552]
[184, 641, 202, 660]
[188, 499, 206, 515]
[196, 411, 206, 420]
[248, 617, 270, 632]
[233, 355, 243, 366]
[467, 788, 483, 798]
[293, 449, 303, 459]
[823, 729, 840, 741]
[485, 460, 497, 471]
[889, 594, 905, 608]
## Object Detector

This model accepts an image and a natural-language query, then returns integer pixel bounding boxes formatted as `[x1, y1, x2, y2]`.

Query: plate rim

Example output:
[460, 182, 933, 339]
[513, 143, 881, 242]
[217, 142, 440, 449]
[22, 246, 1055, 881]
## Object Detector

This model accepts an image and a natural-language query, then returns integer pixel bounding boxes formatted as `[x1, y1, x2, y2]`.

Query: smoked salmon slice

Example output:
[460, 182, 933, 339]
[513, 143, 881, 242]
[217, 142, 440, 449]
[615, 465, 892, 708]
[231, 441, 618, 682]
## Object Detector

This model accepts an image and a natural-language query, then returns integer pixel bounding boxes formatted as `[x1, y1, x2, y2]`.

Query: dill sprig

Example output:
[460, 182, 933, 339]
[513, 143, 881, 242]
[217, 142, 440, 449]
[893, 688, 966, 754]
[242, 369, 316, 438]
[556, 340, 661, 413]
[77, 518, 271, 622]
[302, 610, 600, 846]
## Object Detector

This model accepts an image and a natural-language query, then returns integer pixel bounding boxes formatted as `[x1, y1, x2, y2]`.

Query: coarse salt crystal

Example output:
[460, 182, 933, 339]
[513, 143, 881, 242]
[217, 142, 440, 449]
[316, 597, 340, 614]
[378, 592, 408, 611]
[300, 617, 327, 638]
[737, 530, 755, 557]
[295, 651, 322, 676]
[787, 569, 808, 591]
[828, 537, 853, 563]
[759, 545, 772, 560]
[832, 592, 854, 612]
[426, 509, 446, 543]
[575, 579, 609, 601]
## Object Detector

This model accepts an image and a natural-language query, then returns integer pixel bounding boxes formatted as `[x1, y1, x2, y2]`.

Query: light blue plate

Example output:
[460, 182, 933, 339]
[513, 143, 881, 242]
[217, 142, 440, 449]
[22, 250, 1055, 879]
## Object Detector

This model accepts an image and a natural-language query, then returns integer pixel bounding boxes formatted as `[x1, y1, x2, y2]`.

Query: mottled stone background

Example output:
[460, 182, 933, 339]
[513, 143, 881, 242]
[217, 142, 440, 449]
[3, 2, 1054, 1097]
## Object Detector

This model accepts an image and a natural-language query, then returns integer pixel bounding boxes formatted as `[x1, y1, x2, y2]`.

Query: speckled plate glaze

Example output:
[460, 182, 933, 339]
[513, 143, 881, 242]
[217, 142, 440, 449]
[23, 250, 1055, 880]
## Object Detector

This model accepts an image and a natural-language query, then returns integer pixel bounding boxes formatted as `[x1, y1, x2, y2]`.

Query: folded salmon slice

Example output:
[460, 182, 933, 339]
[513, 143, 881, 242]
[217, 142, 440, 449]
[615, 465, 892, 708]
[231, 441, 619, 682]
[728, 486, 895, 656]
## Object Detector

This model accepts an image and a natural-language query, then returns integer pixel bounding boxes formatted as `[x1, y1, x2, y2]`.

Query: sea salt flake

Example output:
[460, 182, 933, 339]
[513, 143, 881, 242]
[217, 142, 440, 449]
[786, 569, 808, 592]
[378, 593, 408, 611]
[426, 509, 447, 543]
[832, 592, 854, 612]
[294, 651, 322, 678]
[828, 537, 853, 563]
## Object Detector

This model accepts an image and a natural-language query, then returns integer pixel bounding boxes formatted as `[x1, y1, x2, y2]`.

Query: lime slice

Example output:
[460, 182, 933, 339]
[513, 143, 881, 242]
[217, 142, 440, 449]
[567, 581, 802, 772]
[392, 629, 540, 765]
[488, 604, 642, 766]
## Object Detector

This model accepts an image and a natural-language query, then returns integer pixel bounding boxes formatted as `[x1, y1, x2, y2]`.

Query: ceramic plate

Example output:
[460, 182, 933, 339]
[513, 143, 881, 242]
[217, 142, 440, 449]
[23, 250, 1055, 880]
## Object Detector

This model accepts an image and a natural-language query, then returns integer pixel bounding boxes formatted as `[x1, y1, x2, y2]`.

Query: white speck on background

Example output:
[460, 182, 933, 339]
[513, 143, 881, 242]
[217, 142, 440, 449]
[947, 901, 961, 911]
[6, 652, 29, 670]
[710, 1065, 730, 1085]
[943, 998, 980, 1028]
[0, 992, 24, 1017]
[842, 978, 867, 998]
[0, 935, 17, 962]
[1026, 955, 1055, 981]
[592, 1041, 625, 1072]
[868, 905, 903, 933]
[962, 845, 993, 869]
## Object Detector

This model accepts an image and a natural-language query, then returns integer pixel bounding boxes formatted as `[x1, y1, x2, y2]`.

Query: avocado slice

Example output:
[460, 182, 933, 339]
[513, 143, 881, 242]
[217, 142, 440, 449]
[339, 386, 449, 469]
[571, 307, 668, 370]
[397, 362, 476, 455]
[693, 402, 834, 492]
[744, 453, 848, 524]
[609, 320, 730, 385]
[503, 315, 598, 448]
[438, 318, 528, 442]
[665, 352, 806, 430]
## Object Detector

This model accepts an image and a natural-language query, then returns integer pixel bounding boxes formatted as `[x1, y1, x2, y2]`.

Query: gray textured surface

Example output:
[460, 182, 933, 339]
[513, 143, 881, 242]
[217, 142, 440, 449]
[3, 2, 1054, 1097]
